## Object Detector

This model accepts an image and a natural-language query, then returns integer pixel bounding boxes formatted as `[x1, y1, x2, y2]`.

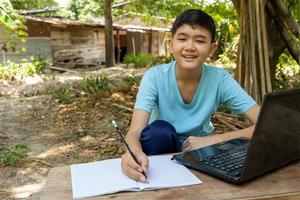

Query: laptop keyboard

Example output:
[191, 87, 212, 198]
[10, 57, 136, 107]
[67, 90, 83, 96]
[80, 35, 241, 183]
[203, 144, 248, 173]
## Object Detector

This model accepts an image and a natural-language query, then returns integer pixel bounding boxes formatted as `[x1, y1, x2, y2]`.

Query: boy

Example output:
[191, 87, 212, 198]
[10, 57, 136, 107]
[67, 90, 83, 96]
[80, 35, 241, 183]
[121, 9, 260, 182]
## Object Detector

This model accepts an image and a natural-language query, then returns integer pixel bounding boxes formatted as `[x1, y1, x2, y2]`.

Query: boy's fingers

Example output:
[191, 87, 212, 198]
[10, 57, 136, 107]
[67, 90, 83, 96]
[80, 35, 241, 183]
[126, 153, 145, 173]
[182, 140, 188, 151]
[124, 164, 147, 182]
[139, 155, 149, 173]
[121, 151, 148, 182]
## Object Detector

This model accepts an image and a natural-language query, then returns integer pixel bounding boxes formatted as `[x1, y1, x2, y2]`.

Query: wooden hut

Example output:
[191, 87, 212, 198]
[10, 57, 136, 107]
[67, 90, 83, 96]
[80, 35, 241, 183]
[0, 16, 171, 67]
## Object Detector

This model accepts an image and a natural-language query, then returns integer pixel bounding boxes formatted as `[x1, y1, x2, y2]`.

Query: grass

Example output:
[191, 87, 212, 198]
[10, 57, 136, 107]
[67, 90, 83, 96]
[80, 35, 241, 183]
[0, 144, 29, 166]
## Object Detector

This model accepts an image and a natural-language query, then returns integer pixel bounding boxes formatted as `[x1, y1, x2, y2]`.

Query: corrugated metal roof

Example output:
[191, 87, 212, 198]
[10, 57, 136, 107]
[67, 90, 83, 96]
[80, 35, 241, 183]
[25, 16, 106, 28]
[25, 16, 170, 32]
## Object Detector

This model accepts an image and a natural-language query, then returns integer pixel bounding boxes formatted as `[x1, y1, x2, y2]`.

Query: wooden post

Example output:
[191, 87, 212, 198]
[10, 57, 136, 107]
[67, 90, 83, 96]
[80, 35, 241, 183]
[256, 0, 267, 97]
[249, 0, 259, 101]
[132, 37, 136, 55]
[236, 0, 245, 85]
[148, 30, 153, 54]
[116, 29, 121, 63]
[260, 0, 272, 93]
[104, 0, 115, 67]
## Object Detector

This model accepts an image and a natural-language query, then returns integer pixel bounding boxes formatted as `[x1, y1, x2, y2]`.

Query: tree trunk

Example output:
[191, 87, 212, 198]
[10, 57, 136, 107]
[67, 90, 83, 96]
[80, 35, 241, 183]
[266, 0, 300, 65]
[104, 0, 115, 67]
[272, 0, 300, 38]
[232, 0, 299, 102]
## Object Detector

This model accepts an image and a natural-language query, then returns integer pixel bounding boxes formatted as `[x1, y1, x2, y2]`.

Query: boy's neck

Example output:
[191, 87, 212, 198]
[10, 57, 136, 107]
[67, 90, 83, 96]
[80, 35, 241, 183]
[175, 63, 203, 82]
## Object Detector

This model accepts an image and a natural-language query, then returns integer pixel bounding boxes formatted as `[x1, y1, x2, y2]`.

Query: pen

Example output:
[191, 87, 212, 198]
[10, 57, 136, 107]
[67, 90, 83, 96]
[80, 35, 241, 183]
[111, 120, 148, 181]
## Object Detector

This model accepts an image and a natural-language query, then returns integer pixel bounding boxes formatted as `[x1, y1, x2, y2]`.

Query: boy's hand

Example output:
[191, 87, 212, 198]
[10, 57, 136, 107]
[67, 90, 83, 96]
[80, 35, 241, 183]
[182, 136, 216, 152]
[121, 150, 149, 182]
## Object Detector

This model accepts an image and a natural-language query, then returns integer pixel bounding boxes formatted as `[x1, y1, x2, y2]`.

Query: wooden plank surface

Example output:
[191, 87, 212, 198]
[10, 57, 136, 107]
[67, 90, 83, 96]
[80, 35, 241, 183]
[41, 161, 300, 200]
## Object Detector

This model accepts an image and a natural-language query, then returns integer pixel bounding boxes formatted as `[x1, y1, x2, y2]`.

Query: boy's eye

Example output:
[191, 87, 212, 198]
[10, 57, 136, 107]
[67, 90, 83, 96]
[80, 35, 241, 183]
[196, 40, 205, 43]
[177, 38, 186, 41]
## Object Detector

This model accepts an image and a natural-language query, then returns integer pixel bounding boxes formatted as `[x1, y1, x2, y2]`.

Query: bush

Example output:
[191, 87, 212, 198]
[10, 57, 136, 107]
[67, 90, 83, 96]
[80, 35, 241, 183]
[122, 74, 141, 87]
[274, 52, 300, 90]
[0, 56, 48, 80]
[124, 53, 154, 68]
[81, 73, 109, 94]
[52, 87, 72, 103]
[31, 55, 49, 73]
[0, 144, 29, 166]
[152, 55, 173, 65]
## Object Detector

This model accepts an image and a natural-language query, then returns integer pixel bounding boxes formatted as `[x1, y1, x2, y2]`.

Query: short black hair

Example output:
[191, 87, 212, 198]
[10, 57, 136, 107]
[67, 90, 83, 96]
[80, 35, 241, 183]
[171, 9, 216, 42]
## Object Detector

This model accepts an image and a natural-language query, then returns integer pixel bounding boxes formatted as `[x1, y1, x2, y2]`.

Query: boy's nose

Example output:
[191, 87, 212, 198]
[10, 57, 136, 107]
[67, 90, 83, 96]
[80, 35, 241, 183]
[185, 40, 196, 49]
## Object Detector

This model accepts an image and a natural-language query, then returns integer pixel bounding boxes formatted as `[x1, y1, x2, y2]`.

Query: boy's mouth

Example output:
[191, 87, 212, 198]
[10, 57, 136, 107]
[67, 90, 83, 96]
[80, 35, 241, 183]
[182, 54, 197, 60]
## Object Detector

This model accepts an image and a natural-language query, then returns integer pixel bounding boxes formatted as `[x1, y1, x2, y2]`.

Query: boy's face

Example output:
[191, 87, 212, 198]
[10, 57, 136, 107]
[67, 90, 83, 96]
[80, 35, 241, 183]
[169, 24, 216, 71]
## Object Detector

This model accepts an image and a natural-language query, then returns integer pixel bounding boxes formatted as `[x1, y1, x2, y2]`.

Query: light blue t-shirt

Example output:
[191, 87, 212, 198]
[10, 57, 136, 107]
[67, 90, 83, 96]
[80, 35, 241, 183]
[134, 61, 256, 143]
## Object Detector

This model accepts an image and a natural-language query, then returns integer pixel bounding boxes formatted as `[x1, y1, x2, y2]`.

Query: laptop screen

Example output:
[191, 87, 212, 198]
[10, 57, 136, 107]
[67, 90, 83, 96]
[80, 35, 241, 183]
[240, 89, 300, 181]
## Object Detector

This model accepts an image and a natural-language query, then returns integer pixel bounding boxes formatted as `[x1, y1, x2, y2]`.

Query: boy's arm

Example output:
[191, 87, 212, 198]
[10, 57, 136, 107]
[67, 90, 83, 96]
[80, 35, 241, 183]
[121, 109, 150, 182]
[125, 109, 150, 151]
[182, 104, 261, 152]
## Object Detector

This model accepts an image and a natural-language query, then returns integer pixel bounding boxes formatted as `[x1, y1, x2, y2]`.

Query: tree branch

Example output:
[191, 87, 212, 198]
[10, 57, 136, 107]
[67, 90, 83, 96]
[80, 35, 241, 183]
[266, 1, 300, 65]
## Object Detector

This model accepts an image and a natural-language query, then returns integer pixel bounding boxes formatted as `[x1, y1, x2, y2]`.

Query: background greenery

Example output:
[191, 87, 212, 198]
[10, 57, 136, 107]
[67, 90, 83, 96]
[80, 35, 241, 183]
[0, 0, 299, 90]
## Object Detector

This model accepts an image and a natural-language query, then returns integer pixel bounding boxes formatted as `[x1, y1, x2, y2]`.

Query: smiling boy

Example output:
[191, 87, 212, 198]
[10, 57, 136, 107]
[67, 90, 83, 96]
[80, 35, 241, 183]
[121, 9, 260, 182]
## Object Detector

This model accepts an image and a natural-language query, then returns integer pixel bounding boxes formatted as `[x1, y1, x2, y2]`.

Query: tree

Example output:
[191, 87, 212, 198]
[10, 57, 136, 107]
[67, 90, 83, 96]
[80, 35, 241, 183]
[10, 0, 58, 10]
[233, 0, 300, 103]
[117, 0, 199, 19]
[0, 0, 27, 52]
[104, 0, 115, 67]
[67, 0, 104, 21]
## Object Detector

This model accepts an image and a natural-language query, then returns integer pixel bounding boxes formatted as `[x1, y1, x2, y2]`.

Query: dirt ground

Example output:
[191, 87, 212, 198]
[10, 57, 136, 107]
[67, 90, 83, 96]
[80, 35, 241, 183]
[0, 65, 249, 199]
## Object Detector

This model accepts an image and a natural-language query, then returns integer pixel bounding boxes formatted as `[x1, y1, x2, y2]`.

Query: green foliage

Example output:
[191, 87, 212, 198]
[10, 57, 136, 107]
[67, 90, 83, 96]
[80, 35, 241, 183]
[81, 73, 109, 94]
[152, 55, 173, 65]
[216, 35, 239, 64]
[0, 56, 48, 80]
[11, 0, 58, 10]
[0, 144, 29, 166]
[118, 0, 199, 19]
[273, 51, 300, 90]
[52, 87, 72, 104]
[284, 0, 300, 23]
[0, 0, 28, 52]
[124, 53, 154, 68]
[31, 55, 49, 73]
[122, 74, 142, 86]
[201, 0, 239, 60]
[67, 0, 104, 21]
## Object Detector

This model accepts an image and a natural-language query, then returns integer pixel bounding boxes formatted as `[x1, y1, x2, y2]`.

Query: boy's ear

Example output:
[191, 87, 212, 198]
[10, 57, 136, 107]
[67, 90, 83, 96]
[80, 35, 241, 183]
[209, 42, 217, 57]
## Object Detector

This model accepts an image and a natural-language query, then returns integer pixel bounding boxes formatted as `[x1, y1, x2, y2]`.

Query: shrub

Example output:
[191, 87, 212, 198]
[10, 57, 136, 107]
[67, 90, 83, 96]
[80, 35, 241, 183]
[124, 53, 154, 68]
[274, 51, 300, 90]
[30, 55, 48, 74]
[0, 56, 48, 80]
[0, 144, 29, 166]
[122, 74, 141, 87]
[81, 73, 109, 94]
[152, 55, 173, 65]
[52, 87, 72, 103]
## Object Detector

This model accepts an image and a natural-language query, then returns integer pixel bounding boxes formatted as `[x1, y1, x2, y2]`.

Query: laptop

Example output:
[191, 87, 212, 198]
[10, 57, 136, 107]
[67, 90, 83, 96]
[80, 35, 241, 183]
[172, 89, 300, 184]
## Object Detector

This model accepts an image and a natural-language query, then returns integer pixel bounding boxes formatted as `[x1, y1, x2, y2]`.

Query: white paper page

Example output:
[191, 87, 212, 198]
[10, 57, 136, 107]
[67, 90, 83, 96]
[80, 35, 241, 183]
[138, 155, 202, 190]
[71, 158, 138, 200]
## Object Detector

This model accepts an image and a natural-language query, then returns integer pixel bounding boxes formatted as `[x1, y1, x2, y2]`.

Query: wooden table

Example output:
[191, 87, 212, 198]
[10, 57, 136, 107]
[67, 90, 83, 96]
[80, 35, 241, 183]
[41, 161, 300, 200]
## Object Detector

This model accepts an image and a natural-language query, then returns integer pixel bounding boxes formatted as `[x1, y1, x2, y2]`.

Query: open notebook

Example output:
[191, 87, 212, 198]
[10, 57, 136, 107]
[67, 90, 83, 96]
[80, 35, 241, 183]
[71, 155, 201, 199]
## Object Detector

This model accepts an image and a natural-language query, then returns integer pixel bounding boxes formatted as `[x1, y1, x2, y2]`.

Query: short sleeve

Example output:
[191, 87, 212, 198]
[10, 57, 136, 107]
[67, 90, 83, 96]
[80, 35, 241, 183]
[219, 71, 256, 114]
[134, 68, 158, 113]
